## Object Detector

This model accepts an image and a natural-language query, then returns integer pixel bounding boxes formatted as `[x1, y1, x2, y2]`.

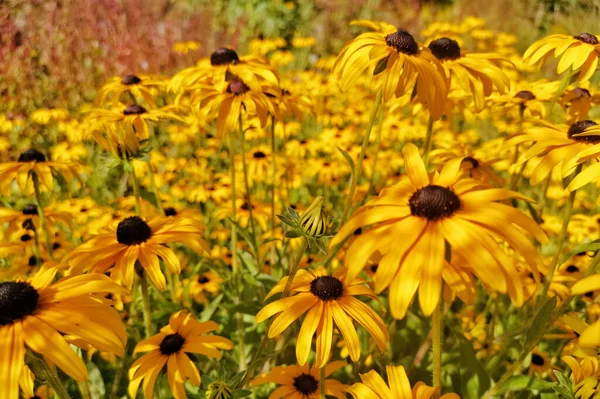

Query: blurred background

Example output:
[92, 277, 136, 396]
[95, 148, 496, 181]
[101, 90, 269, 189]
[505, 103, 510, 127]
[1, 0, 599, 115]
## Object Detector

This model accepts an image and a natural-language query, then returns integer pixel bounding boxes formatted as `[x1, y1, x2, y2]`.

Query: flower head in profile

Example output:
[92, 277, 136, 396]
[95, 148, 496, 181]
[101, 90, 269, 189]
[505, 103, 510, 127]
[523, 33, 600, 82]
[64, 215, 209, 291]
[0, 265, 127, 399]
[333, 20, 448, 119]
[331, 143, 547, 319]
[569, 274, 600, 347]
[128, 311, 233, 399]
[255, 266, 389, 367]
[562, 355, 600, 399]
[250, 361, 348, 399]
[348, 365, 460, 399]
[96, 74, 166, 107]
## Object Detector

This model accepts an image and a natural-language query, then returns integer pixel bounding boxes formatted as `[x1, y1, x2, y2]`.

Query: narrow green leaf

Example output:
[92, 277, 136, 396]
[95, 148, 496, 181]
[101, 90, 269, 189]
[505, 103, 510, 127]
[525, 201, 544, 224]
[200, 293, 224, 321]
[455, 332, 491, 398]
[372, 55, 390, 75]
[284, 230, 302, 238]
[495, 375, 556, 395]
[561, 239, 600, 264]
[337, 146, 355, 172]
[524, 296, 557, 350]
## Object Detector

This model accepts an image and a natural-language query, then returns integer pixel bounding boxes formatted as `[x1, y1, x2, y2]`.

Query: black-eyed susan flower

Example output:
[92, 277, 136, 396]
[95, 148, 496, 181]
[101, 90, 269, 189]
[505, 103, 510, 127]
[428, 37, 511, 112]
[333, 20, 448, 119]
[64, 215, 209, 291]
[255, 266, 388, 367]
[561, 87, 597, 124]
[331, 143, 547, 319]
[0, 148, 80, 196]
[0, 204, 71, 235]
[523, 33, 600, 82]
[347, 365, 460, 399]
[128, 311, 233, 399]
[0, 266, 127, 399]
[189, 271, 223, 304]
[96, 74, 166, 107]
[250, 361, 348, 399]
[570, 274, 600, 346]
[190, 78, 275, 138]
[504, 119, 600, 187]
[562, 355, 600, 398]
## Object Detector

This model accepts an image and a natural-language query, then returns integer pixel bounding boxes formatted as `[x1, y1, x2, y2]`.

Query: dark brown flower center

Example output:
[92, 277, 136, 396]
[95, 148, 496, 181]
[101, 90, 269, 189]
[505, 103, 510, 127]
[409, 185, 461, 221]
[28, 256, 38, 266]
[164, 207, 177, 216]
[123, 104, 147, 115]
[0, 281, 39, 326]
[572, 88, 591, 99]
[226, 80, 250, 96]
[253, 151, 266, 159]
[566, 265, 579, 273]
[574, 33, 599, 45]
[22, 205, 38, 215]
[531, 353, 545, 366]
[514, 91, 536, 101]
[567, 120, 600, 143]
[385, 29, 419, 55]
[159, 333, 185, 355]
[21, 234, 32, 242]
[121, 75, 142, 85]
[463, 156, 479, 169]
[293, 373, 319, 395]
[428, 37, 461, 60]
[198, 276, 210, 284]
[22, 219, 35, 230]
[116, 216, 152, 245]
[18, 148, 46, 163]
[210, 48, 240, 66]
[240, 202, 253, 210]
[310, 276, 344, 301]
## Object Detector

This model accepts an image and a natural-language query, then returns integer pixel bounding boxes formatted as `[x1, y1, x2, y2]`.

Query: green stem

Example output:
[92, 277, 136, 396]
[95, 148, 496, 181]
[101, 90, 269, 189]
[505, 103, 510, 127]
[423, 116, 435, 168]
[432, 300, 443, 390]
[340, 89, 383, 225]
[140, 271, 154, 337]
[239, 114, 259, 256]
[270, 115, 278, 268]
[229, 134, 239, 274]
[320, 365, 326, 399]
[26, 350, 71, 399]
[147, 162, 163, 213]
[130, 163, 141, 216]
[538, 165, 582, 301]
[282, 238, 309, 297]
[367, 103, 386, 196]
[32, 172, 54, 261]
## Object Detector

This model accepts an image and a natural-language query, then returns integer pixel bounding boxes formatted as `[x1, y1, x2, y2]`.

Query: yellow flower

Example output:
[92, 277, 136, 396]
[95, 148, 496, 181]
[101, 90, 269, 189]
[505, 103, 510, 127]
[523, 33, 600, 82]
[30, 108, 70, 124]
[173, 41, 200, 54]
[64, 215, 209, 291]
[333, 20, 448, 119]
[562, 355, 600, 398]
[332, 143, 547, 318]
[95, 74, 166, 107]
[128, 311, 233, 399]
[250, 360, 348, 398]
[0, 266, 127, 399]
[292, 36, 316, 48]
[571, 274, 600, 347]
[347, 365, 460, 399]
[256, 266, 388, 367]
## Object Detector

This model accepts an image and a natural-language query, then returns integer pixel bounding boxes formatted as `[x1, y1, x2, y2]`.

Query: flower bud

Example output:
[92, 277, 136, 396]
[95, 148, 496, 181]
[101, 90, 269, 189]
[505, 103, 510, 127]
[206, 380, 233, 399]
[299, 196, 328, 238]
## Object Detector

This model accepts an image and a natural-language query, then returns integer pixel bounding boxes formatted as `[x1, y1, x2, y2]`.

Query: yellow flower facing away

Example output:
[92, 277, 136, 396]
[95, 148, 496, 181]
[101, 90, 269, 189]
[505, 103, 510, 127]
[128, 311, 233, 399]
[250, 360, 348, 398]
[0, 265, 127, 399]
[523, 32, 600, 82]
[570, 274, 600, 347]
[562, 355, 600, 399]
[256, 266, 389, 368]
[332, 143, 547, 319]
[347, 365, 460, 399]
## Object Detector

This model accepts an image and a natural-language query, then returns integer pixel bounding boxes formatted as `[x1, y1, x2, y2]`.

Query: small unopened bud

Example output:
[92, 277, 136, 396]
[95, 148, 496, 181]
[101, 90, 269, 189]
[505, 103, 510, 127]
[299, 196, 328, 238]
[206, 380, 233, 399]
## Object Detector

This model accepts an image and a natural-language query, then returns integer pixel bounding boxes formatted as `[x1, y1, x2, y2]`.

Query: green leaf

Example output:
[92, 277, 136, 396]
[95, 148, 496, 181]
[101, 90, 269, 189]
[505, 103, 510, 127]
[455, 332, 491, 399]
[561, 239, 600, 264]
[495, 375, 556, 395]
[284, 230, 302, 238]
[553, 370, 575, 398]
[233, 390, 252, 398]
[313, 238, 328, 254]
[337, 146, 355, 172]
[372, 55, 389, 76]
[524, 296, 556, 350]
[525, 201, 544, 224]
[228, 217, 258, 254]
[200, 293, 224, 321]
[87, 361, 106, 398]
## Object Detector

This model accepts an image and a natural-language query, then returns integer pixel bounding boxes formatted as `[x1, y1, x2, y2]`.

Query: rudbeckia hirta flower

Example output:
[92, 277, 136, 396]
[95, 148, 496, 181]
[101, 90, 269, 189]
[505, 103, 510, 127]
[562, 356, 600, 398]
[428, 37, 511, 112]
[347, 365, 460, 399]
[570, 274, 600, 346]
[250, 361, 348, 399]
[0, 148, 80, 196]
[0, 266, 127, 399]
[96, 74, 166, 107]
[504, 119, 600, 187]
[331, 143, 547, 319]
[523, 33, 600, 82]
[64, 215, 209, 291]
[128, 311, 233, 399]
[255, 266, 389, 367]
[333, 20, 448, 119]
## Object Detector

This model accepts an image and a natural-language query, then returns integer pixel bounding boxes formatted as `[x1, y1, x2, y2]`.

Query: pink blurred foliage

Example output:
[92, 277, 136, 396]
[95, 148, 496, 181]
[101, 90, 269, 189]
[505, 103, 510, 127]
[0, 0, 212, 115]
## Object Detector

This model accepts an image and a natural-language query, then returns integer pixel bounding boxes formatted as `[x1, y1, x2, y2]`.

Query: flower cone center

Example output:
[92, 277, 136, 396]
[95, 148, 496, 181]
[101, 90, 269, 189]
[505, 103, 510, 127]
[409, 185, 461, 221]
[227, 80, 250, 96]
[310, 276, 343, 301]
[123, 104, 147, 115]
[116, 216, 152, 245]
[531, 354, 545, 366]
[19, 148, 46, 163]
[210, 48, 240, 66]
[572, 88, 591, 99]
[0, 281, 39, 326]
[159, 333, 185, 355]
[164, 207, 177, 216]
[293, 373, 319, 395]
[121, 75, 142, 85]
[22, 204, 38, 215]
[567, 120, 600, 143]
[385, 29, 419, 55]
[253, 151, 266, 159]
[514, 91, 536, 101]
[574, 33, 599, 45]
[428, 37, 461, 60]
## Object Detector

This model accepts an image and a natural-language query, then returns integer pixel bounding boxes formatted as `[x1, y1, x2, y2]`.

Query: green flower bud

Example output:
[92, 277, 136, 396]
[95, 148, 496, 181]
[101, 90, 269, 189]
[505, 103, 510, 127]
[206, 380, 233, 399]
[299, 196, 328, 238]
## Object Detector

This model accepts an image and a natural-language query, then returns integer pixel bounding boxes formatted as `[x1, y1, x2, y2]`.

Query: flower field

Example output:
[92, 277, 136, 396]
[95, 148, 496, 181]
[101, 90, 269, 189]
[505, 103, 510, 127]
[2, 3, 600, 399]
